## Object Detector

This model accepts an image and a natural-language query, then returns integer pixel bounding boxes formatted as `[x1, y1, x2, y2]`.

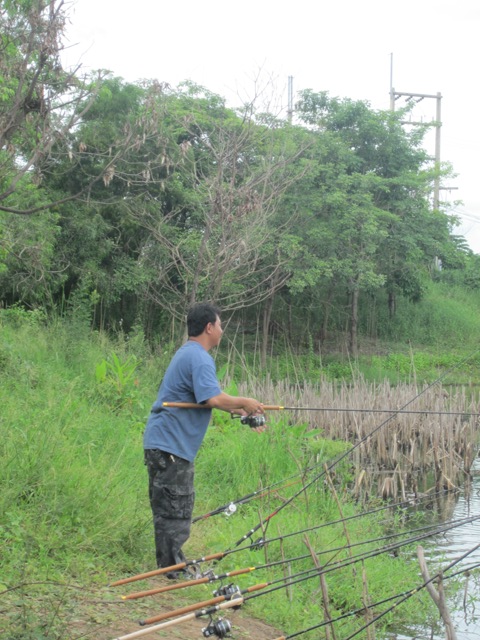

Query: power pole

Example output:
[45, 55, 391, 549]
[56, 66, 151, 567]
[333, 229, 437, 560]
[287, 76, 294, 123]
[390, 88, 443, 209]
[389, 54, 443, 210]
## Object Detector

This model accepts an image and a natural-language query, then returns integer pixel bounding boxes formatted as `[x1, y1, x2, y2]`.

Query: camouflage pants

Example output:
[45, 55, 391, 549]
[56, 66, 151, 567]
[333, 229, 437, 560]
[144, 449, 195, 569]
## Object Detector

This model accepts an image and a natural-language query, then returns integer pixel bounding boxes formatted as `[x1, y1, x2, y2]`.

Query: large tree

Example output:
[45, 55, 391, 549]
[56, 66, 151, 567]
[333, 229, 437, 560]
[280, 91, 464, 354]
[131, 83, 307, 325]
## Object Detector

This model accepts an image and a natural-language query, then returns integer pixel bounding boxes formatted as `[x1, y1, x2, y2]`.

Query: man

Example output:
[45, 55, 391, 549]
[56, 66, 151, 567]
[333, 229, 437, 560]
[143, 302, 265, 577]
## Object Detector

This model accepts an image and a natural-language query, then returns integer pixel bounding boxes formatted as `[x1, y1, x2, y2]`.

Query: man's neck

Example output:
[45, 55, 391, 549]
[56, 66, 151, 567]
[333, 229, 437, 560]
[188, 336, 210, 351]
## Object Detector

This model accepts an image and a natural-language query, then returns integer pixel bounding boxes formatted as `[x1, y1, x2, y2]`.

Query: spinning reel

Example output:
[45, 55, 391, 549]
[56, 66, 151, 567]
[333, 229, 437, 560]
[202, 617, 232, 638]
[231, 413, 267, 428]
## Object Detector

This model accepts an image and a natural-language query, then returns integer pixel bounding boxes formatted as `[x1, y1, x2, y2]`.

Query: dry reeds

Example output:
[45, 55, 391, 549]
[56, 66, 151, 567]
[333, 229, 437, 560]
[238, 375, 480, 498]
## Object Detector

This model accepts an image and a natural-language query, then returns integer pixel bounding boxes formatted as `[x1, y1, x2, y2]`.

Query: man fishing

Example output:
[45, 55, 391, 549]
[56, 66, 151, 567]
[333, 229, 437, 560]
[143, 302, 265, 578]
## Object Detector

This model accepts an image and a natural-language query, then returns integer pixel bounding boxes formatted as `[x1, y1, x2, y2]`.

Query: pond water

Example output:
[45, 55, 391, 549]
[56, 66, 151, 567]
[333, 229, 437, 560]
[390, 459, 480, 639]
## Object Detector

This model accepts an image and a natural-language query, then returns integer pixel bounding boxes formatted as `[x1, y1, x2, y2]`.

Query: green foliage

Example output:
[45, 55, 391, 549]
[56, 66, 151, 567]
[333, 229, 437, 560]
[0, 328, 150, 592]
[376, 280, 480, 351]
[94, 351, 142, 415]
[0, 303, 47, 327]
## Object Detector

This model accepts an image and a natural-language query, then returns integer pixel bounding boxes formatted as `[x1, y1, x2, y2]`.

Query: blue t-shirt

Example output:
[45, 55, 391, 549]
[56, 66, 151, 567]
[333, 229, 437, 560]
[143, 341, 222, 462]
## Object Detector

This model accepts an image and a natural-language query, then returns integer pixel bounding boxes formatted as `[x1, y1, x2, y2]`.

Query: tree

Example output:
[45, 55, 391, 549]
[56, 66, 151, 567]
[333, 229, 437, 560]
[132, 83, 307, 326]
[285, 91, 469, 353]
[0, 1, 166, 215]
[0, 0, 100, 213]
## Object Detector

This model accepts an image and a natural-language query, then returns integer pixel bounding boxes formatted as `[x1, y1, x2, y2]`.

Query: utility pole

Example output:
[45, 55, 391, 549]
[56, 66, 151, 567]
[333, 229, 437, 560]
[287, 76, 294, 123]
[389, 54, 443, 210]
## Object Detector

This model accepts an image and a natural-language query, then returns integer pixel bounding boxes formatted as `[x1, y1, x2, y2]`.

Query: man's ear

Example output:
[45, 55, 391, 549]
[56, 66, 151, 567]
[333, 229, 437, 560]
[204, 322, 213, 334]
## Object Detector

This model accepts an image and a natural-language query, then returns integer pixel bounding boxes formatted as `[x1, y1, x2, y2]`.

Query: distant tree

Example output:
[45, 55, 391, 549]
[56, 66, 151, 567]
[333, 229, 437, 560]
[288, 91, 466, 353]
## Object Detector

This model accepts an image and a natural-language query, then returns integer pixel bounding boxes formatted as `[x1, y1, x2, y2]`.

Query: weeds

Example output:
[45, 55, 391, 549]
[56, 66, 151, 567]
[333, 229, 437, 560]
[95, 351, 141, 413]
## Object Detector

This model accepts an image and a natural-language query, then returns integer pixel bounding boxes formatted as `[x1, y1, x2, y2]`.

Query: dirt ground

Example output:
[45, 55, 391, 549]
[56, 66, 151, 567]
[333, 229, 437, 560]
[1, 567, 287, 640]
[1, 571, 286, 640]
[67, 576, 286, 640]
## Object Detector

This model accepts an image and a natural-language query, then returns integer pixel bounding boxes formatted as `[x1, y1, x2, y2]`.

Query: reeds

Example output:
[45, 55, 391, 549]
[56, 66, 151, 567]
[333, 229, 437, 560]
[238, 375, 480, 499]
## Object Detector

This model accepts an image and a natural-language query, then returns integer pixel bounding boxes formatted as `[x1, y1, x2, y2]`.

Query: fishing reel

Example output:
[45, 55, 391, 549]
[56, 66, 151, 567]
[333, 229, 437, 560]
[241, 414, 266, 428]
[202, 617, 232, 638]
[224, 502, 237, 517]
[230, 413, 266, 429]
[249, 536, 266, 551]
[212, 583, 241, 599]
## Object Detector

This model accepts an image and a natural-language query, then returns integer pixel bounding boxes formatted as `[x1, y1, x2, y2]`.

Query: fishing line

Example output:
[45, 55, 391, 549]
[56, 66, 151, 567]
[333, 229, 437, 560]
[270, 560, 480, 640]
[268, 407, 480, 416]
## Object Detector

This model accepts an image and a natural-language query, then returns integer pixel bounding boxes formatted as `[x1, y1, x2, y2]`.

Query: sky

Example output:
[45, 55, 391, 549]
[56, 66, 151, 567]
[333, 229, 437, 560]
[63, 0, 480, 253]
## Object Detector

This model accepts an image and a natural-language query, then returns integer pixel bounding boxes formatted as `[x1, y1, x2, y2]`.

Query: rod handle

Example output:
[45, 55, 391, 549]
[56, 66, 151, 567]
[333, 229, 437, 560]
[140, 595, 226, 625]
[162, 402, 284, 410]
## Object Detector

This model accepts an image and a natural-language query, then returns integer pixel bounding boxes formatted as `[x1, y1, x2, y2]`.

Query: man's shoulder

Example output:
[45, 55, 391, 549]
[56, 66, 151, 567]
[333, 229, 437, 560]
[167, 341, 214, 375]
[178, 340, 212, 361]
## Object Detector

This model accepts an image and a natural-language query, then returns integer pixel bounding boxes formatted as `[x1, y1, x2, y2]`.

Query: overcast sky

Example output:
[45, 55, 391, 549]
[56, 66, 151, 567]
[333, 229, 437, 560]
[63, 0, 480, 253]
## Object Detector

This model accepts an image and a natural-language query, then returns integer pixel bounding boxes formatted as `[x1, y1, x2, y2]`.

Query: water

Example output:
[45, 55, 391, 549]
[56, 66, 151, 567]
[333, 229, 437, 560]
[392, 459, 480, 639]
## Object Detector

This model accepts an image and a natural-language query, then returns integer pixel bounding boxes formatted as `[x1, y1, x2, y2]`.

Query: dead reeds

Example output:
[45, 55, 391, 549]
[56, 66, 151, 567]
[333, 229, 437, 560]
[239, 376, 480, 499]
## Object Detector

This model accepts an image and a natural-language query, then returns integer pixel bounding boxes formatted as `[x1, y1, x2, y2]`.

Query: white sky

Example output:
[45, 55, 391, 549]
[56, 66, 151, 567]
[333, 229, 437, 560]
[63, 0, 480, 253]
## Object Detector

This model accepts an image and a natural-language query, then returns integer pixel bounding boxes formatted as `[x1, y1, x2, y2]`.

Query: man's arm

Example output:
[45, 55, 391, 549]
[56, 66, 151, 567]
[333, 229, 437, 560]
[204, 392, 264, 415]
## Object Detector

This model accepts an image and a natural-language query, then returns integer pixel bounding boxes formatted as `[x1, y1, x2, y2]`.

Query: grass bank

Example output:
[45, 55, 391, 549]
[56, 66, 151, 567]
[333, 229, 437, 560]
[0, 311, 472, 639]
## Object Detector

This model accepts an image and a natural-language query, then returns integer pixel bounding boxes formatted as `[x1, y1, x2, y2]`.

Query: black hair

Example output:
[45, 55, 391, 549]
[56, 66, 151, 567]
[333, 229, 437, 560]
[187, 302, 221, 337]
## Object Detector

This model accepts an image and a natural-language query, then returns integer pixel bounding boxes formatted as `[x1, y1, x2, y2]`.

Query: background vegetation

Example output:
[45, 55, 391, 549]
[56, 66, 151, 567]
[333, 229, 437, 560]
[1, 2, 479, 359]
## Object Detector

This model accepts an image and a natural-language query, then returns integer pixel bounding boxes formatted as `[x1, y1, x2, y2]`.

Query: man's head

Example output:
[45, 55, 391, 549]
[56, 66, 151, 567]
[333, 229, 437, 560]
[187, 302, 222, 338]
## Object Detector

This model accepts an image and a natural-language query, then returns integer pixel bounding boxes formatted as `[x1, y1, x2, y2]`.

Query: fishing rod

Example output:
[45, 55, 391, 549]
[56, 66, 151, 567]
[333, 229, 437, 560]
[340, 542, 480, 640]
[193, 452, 460, 524]
[123, 514, 478, 626]
[242, 518, 480, 603]
[163, 401, 480, 418]
[110, 487, 460, 587]
[134, 537, 420, 628]
[138, 581, 270, 626]
[192, 474, 306, 523]
[244, 543, 480, 640]
[119, 513, 480, 601]
[111, 597, 245, 640]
